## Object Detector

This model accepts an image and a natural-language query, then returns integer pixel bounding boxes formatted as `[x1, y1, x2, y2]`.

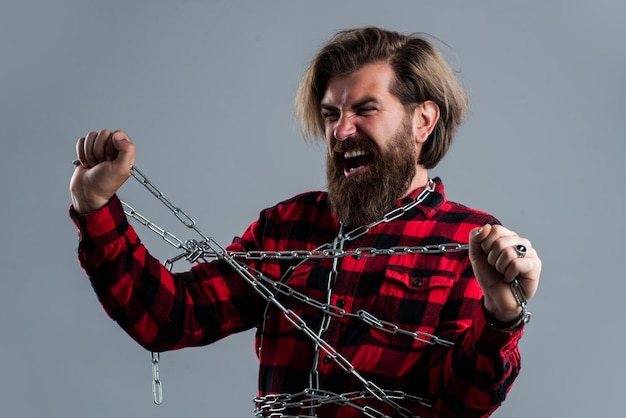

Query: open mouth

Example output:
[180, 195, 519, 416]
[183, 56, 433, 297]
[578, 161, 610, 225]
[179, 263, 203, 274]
[343, 149, 374, 176]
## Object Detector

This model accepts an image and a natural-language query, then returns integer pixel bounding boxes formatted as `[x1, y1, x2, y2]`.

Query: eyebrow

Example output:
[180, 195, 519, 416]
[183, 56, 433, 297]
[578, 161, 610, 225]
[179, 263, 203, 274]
[320, 96, 380, 112]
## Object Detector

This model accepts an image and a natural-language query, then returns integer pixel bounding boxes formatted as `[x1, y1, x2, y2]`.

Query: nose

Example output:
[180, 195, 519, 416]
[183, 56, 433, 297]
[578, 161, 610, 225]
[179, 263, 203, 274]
[333, 114, 357, 141]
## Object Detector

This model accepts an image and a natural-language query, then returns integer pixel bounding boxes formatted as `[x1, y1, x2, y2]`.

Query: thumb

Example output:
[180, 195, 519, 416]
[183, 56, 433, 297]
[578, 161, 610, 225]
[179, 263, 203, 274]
[111, 130, 136, 169]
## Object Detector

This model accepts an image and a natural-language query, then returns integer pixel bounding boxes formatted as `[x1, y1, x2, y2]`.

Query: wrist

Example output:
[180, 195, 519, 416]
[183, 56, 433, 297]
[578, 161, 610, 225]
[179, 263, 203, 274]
[71, 194, 109, 215]
[482, 296, 522, 323]
[483, 304, 524, 330]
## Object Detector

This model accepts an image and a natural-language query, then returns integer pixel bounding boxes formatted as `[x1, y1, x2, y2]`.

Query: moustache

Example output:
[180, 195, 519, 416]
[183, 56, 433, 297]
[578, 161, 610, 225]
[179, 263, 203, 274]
[332, 137, 379, 154]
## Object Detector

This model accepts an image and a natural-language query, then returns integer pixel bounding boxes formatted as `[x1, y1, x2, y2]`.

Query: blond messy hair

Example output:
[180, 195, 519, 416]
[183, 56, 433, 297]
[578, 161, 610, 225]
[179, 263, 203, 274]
[295, 27, 469, 169]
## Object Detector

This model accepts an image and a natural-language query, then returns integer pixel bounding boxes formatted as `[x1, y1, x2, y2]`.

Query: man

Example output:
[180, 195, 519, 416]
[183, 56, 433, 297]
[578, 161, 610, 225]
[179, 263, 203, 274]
[70, 27, 541, 417]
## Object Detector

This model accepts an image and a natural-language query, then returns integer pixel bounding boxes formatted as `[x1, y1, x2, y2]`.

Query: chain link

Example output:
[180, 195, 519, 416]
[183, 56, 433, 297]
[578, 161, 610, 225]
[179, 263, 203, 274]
[117, 164, 529, 417]
[510, 279, 532, 324]
[151, 352, 163, 405]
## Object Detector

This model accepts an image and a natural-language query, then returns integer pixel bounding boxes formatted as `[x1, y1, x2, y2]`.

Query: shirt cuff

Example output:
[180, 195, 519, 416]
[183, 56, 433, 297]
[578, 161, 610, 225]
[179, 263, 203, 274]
[69, 194, 129, 246]
[471, 299, 524, 355]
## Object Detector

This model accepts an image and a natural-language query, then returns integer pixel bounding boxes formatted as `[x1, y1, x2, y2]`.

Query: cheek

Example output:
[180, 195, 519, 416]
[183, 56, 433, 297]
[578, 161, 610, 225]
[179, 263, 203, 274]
[326, 131, 336, 152]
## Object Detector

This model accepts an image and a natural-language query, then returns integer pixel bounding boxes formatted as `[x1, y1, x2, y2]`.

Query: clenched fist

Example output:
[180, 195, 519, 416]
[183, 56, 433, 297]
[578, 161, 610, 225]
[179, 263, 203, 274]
[70, 129, 135, 214]
[469, 224, 541, 327]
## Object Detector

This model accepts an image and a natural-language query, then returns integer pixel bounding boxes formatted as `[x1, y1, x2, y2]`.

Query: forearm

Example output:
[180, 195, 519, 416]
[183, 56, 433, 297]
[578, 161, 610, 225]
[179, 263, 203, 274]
[429, 303, 523, 417]
[71, 196, 260, 351]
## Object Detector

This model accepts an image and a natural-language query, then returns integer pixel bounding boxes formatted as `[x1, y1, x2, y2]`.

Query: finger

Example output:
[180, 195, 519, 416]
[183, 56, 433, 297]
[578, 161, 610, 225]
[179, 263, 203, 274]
[495, 251, 520, 281]
[76, 136, 86, 166]
[480, 225, 518, 256]
[486, 236, 531, 267]
[104, 132, 117, 161]
[93, 129, 112, 163]
[501, 245, 539, 282]
[83, 131, 98, 167]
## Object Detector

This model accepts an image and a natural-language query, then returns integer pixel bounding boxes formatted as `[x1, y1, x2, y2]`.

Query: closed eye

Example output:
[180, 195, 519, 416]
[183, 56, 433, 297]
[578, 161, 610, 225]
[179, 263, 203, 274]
[357, 107, 377, 115]
[322, 111, 339, 121]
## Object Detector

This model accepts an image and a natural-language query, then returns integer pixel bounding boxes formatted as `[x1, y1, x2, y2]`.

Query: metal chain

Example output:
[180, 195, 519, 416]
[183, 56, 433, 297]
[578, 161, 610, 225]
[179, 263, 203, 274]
[341, 179, 435, 242]
[228, 243, 470, 260]
[199, 254, 420, 417]
[250, 262, 454, 348]
[119, 165, 530, 417]
[253, 388, 433, 418]
[308, 223, 344, 403]
[151, 352, 163, 405]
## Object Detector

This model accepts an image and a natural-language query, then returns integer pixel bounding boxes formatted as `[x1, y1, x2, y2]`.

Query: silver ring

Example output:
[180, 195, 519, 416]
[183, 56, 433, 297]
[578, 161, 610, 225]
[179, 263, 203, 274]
[515, 244, 527, 258]
[72, 159, 81, 167]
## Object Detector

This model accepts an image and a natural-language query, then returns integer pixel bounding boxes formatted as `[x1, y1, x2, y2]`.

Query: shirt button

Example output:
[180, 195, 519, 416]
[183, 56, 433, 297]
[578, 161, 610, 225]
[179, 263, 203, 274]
[323, 355, 332, 364]
[336, 300, 345, 309]
[412, 279, 422, 287]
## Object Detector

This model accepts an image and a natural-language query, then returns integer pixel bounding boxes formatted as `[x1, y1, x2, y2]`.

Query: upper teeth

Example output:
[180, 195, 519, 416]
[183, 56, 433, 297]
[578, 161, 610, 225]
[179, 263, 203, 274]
[344, 150, 367, 159]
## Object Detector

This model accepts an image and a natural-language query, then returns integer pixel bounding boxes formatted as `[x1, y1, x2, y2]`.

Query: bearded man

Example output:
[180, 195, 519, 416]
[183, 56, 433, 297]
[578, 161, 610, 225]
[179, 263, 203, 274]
[70, 27, 541, 417]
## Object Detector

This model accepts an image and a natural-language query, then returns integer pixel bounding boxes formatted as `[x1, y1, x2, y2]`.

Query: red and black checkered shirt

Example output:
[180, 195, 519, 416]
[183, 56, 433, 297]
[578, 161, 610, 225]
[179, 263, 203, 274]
[71, 178, 523, 417]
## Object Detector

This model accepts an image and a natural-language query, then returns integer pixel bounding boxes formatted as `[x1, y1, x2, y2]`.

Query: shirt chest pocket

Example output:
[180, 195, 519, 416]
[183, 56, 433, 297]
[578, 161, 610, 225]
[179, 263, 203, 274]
[368, 267, 455, 350]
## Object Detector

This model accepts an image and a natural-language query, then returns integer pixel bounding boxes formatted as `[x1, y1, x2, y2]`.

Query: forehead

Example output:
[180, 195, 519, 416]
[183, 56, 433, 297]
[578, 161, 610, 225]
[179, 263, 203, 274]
[321, 61, 398, 106]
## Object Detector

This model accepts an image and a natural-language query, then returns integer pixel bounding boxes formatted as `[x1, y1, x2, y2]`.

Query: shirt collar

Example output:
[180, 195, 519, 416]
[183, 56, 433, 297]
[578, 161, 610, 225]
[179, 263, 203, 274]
[398, 177, 446, 219]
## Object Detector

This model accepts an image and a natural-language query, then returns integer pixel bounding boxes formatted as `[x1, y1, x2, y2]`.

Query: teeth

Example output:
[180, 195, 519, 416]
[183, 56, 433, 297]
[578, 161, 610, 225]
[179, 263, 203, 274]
[346, 165, 365, 173]
[344, 150, 368, 159]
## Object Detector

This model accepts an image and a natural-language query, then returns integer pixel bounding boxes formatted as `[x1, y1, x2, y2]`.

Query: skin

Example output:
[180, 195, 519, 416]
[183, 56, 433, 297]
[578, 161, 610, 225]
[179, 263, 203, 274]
[70, 129, 135, 214]
[70, 62, 541, 328]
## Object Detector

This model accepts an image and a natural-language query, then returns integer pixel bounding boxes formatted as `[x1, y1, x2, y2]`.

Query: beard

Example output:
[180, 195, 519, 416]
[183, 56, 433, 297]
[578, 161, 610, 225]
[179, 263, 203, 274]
[326, 117, 417, 227]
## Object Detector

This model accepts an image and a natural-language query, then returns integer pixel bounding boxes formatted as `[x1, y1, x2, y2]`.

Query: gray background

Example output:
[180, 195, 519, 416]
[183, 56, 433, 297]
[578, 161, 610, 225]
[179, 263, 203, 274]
[1, 0, 623, 417]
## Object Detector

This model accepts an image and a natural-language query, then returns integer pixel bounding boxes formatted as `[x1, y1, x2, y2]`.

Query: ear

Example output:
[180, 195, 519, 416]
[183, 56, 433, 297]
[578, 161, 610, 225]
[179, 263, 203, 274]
[412, 101, 440, 145]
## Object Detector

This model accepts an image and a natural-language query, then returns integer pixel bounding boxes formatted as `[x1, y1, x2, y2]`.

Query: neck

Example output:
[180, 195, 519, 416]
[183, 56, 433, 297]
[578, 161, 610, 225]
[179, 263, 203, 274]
[402, 168, 430, 199]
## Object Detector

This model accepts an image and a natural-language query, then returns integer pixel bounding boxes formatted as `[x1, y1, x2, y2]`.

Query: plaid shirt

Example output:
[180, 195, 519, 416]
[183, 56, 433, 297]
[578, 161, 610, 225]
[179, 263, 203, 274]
[71, 178, 523, 418]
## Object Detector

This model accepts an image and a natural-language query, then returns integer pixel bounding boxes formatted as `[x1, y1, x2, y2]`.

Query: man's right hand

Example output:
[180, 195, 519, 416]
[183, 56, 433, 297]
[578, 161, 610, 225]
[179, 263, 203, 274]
[70, 129, 135, 214]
